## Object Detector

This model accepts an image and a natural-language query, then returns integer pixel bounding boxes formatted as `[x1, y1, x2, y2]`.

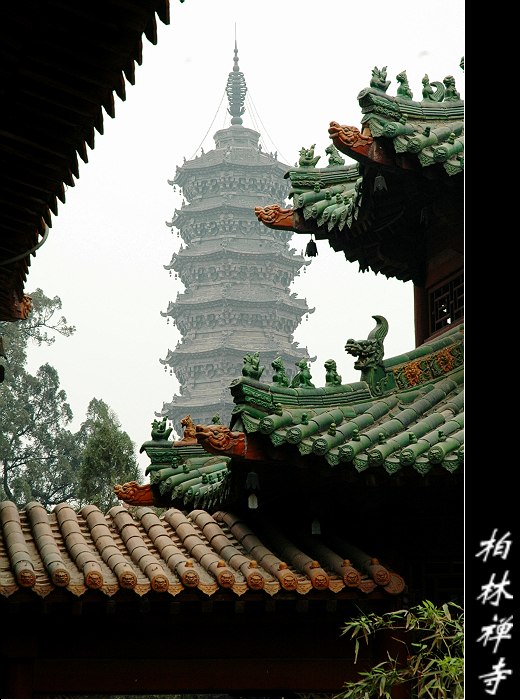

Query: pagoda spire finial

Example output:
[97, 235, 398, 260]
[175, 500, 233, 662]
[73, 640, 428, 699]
[226, 31, 247, 125]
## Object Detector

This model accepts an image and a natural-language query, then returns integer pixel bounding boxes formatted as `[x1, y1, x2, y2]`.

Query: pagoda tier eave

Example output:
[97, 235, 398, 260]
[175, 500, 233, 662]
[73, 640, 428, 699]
[160, 345, 316, 365]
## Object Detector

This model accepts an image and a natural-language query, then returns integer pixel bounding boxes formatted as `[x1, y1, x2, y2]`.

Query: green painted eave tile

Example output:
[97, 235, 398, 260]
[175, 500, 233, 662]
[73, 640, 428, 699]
[383, 457, 403, 475]
[443, 414, 464, 433]
[308, 407, 350, 431]
[241, 412, 261, 433]
[408, 413, 448, 438]
[287, 163, 360, 192]
[311, 431, 346, 456]
[259, 408, 316, 434]
[373, 417, 409, 440]
[428, 431, 463, 463]
[158, 461, 229, 495]
[338, 434, 374, 462]
[285, 421, 323, 444]
[353, 455, 370, 472]
[444, 391, 464, 414]
[391, 406, 421, 426]
[442, 455, 462, 473]
[364, 114, 414, 139]
[368, 431, 414, 464]
[445, 157, 463, 176]
[399, 440, 432, 466]
[231, 403, 271, 420]
[172, 443, 207, 458]
[413, 457, 433, 476]
[295, 184, 346, 208]
[364, 396, 399, 420]
[298, 440, 314, 456]
[269, 430, 289, 447]
[183, 456, 230, 470]
[416, 378, 460, 407]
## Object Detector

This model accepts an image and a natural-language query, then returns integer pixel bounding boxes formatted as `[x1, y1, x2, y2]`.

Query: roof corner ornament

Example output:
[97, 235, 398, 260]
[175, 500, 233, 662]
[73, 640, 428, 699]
[194, 423, 248, 457]
[271, 356, 290, 387]
[291, 358, 315, 388]
[324, 359, 342, 387]
[443, 75, 461, 101]
[325, 143, 345, 167]
[150, 416, 173, 442]
[226, 39, 247, 125]
[396, 70, 413, 99]
[113, 480, 155, 506]
[298, 144, 320, 168]
[242, 351, 265, 380]
[422, 74, 445, 102]
[254, 203, 295, 230]
[345, 315, 393, 396]
[370, 66, 390, 92]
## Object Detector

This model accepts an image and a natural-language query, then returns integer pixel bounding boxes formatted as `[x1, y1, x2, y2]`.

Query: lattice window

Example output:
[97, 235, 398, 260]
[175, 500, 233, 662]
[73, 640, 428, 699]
[429, 273, 464, 334]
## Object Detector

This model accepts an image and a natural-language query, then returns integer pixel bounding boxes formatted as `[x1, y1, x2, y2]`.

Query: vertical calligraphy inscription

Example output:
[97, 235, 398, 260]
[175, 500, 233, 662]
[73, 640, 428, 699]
[475, 529, 513, 696]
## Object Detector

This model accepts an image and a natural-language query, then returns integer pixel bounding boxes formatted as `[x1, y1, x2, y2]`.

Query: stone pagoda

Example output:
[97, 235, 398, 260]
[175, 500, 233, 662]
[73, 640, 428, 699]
[158, 42, 314, 436]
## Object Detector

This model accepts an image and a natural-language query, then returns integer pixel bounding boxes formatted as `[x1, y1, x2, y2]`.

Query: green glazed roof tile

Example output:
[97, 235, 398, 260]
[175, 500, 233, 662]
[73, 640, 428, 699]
[218, 324, 463, 481]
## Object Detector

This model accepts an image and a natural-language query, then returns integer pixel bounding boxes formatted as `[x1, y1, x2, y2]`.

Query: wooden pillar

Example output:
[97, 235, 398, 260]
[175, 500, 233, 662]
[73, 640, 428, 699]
[413, 284, 429, 347]
[3, 657, 35, 699]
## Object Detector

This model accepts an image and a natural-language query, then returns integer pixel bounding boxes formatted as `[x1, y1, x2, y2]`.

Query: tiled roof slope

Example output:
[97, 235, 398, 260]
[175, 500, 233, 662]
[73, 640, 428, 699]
[0, 499, 404, 599]
[115, 320, 463, 517]
[203, 322, 464, 478]
[255, 63, 464, 283]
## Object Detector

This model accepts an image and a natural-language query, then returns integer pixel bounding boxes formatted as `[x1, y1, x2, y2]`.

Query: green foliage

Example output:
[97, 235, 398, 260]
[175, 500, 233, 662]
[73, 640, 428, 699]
[1, 288, 75, 367]
[1, 290, 140, 511]
[76, 398, 141, 512]
[0, 291, 80, 509]
[0, 362, 82, 508]
[335, 600, 464, 699]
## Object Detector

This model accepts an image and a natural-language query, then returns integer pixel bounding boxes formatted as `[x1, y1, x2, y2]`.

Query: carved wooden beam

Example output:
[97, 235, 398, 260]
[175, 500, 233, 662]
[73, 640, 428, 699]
[328, 121, 396, 168]
[114, 481, 155, 506]
[195, 424, 268, 460]
[254, 204, 314, 233]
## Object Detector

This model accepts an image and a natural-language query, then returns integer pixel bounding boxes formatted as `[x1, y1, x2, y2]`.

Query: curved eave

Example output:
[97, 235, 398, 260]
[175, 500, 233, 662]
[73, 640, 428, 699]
[197, 325, 464, 477]
[172, 155, 290, 182]
[161, 290, 313, 313]
[0, 500, 405, 599]
[1, 1, 170, 322]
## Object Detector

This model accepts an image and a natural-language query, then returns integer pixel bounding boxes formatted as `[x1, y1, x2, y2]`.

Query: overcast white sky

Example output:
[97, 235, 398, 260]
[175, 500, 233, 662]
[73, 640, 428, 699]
[25, 0, 465, 471]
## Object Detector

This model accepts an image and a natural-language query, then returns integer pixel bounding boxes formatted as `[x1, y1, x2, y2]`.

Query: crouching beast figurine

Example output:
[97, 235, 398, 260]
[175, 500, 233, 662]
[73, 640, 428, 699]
[195, 424, 247, 457]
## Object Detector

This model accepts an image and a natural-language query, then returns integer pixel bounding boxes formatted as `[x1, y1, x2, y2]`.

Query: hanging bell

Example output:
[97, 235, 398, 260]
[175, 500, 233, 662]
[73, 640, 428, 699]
[305, 237, 318, 257]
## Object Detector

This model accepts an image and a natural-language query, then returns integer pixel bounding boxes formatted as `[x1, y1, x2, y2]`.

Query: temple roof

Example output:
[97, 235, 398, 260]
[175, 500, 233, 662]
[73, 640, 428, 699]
[171, 147, 286, 174]
[0, 498, 405, 600]
[198, 321, 463, 478]
[125, 320, 463, 517]
[255, 63, 464, 284]
[0, 0, 171, 322]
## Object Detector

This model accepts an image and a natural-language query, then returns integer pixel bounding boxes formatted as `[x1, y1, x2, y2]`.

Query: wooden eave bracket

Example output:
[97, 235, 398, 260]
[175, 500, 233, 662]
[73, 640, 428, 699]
[254, 205, 315, 233]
